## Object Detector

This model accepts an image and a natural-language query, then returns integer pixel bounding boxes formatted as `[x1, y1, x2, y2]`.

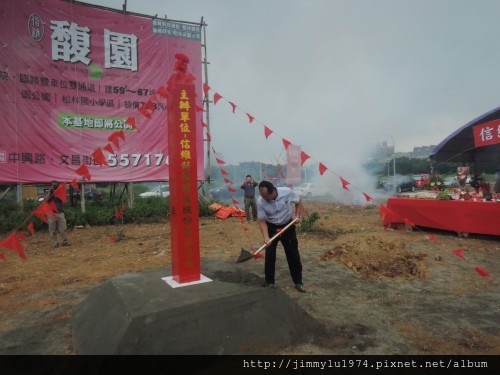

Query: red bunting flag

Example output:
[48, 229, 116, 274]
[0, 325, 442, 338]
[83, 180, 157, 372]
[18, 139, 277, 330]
[362, 192, 373, 202]
[231, 197, 239, 205]
[115, 203, 125, 219]
[228, 101, 237, 113]
[0, 231, 27, 260]
[27, 222, 35, 236]
[157, 86, 171, 99]
[201, 120, 208, 128]
[213, 92, 222, 105]
[116, 130, 126, 141]
[54, 183, 67, 203]
[264, 126, 273, 139]
[475, 266, 490, 277]
[227, 187, 237, 193]
[49, 200, 59, 213]
[138, 104, 153, 119]
[215, 157, 225, 165]
[426, 234, 438, 243]
[17, 232, 28, 242]
[38, 201, 56, 218]
[246, 113, 255, 123]
[205, 132, 211, 141]
[224, 178, 233, 184]
[70, 179, 80, 191]
[75, 164, 91, 181]
[282, 138, 292, 150]
[92, 148, 108, 167]
[108, 132, 120, 149]
[125, 117, 137, 131]
[319, 163, 328, 176]
[220, 169, 229, 176]
[340, 177, 350, 190]
[300, 151, 311, 166]
[452, 248, 468, 262]
[104, 143, 114, 154]
[31, 204, 49, 223]
[195, 104, 205, 112]
[203, 83, 210, 96]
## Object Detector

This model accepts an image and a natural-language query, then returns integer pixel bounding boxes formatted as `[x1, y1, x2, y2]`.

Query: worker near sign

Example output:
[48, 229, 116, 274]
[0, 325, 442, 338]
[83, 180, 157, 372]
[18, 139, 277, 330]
[257, 180, 306, 293]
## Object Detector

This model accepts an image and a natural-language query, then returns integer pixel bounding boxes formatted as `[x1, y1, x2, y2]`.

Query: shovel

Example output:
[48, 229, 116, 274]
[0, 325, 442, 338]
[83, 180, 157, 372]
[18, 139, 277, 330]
[235, 218, 299, 264]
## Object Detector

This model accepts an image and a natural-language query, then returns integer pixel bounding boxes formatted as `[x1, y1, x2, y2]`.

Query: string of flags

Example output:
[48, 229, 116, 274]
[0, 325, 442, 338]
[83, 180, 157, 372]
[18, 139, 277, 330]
[379, 203, 490, 278]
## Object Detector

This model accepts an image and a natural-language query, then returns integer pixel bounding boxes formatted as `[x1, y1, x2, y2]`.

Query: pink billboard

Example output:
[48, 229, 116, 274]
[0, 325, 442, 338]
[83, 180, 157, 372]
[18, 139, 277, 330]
[0, 0, 204, 183]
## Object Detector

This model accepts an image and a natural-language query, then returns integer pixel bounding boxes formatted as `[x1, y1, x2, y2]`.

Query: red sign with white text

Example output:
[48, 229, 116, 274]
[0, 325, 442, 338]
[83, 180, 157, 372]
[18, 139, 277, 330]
[0, 0, 204, 183]
[168, 83, 200, 283]
[473, 120, 500, 148]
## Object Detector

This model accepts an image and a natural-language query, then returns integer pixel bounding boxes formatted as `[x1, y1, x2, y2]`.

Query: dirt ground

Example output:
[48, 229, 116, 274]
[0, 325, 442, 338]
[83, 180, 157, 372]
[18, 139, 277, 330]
[0, 199, 499, 355]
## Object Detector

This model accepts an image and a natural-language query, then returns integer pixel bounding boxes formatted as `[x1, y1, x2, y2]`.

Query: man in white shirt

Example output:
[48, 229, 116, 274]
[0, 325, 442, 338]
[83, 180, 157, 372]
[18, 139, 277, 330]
[257, 180, 305, 293]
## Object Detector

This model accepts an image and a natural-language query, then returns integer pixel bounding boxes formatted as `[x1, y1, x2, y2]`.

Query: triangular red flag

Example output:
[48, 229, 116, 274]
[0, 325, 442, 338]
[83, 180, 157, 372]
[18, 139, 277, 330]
[452, 248, 468, 262]
[426, 234, 438, 243]
[475, 266, 490, 277]
[228, 101, 237, 113]
[362, 192, 373, 202]
[17, 232, 28, 242]
[92, 147, 109, 167]
[319, 163, 328, 176]
[40, 201, 56, 217]
[224, 178, 233, 184]
[264, 126, 273, 139]
[31, 205, 49, 223]
[231, 198, 239, 205]
[0, 231, 27, 260]
[54, 183, 67, 203]
[215, 157, 225, 165]
[213, 92, 222, 105]
[282, 138, 292, 150]
[138, 104, 152, 119]
[340, 177, 350, 190]
[203, 83, 210, 96]
[70, 179, 80, 191]
[195, 104, 205, 112]
[125, 117, 137, 130]
[116, 130, 126, 141]
[220, 169, 229, 176]
[205, 132, 212, 141]
[227, 187, 237, 193]
[108, 132, 120, 149]
[49, 200, 59, 213]
[157, 86, 171, 99]
[75, 164, 91, 181]
[27, 222, 35, 236]
[201, 120, 208, 128]
[246, 113, 254, 123]
[104, 143, 114, 154]
[300, 151, 310, 166]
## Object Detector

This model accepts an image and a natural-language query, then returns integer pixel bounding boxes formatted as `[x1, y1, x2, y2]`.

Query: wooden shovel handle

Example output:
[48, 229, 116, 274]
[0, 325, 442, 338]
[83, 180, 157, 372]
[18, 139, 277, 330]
[253, 218, 299, 256]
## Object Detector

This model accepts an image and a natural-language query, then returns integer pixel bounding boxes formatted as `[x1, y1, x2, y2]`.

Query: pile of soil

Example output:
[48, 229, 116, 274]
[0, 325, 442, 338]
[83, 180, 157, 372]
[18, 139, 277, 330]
[0, 200, 499, 355]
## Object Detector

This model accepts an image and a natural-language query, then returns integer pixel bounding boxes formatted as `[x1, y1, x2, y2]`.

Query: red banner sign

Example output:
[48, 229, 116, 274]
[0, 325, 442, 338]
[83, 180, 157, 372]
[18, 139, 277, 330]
[473, 120, 500, 148]
[168, 83, 200, 283]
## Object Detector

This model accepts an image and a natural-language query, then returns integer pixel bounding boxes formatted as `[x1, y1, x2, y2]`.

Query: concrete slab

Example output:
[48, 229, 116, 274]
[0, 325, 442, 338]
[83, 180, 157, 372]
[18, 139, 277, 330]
[71, 261, 323, 354]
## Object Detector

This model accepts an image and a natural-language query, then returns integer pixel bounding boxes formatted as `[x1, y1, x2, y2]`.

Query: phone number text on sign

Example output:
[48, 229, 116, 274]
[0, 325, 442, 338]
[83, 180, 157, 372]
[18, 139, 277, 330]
[107, 154, 168, 167]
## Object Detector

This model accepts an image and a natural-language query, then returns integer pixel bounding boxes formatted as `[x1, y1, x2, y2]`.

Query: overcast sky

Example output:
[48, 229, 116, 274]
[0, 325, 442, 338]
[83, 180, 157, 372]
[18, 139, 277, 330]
[82, 0, 500, 185]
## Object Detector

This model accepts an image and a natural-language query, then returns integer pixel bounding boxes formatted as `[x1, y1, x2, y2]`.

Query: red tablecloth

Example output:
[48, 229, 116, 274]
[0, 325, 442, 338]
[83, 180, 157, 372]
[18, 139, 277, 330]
[383, 198, 500, 236]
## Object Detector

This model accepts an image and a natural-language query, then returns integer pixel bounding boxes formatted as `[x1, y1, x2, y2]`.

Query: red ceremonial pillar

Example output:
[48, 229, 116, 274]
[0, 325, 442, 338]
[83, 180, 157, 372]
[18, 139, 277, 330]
[167, 82, 201, 283]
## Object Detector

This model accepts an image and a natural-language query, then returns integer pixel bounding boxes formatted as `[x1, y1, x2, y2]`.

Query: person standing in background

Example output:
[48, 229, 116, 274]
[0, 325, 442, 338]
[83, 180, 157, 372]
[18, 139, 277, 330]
[44, 180, 70, 248]
[240, 174, 259, 222]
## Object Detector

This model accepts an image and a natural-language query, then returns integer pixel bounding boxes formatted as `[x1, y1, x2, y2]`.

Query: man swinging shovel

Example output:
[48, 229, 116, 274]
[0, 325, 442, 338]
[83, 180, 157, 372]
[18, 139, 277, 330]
[236, 181, 306, 293]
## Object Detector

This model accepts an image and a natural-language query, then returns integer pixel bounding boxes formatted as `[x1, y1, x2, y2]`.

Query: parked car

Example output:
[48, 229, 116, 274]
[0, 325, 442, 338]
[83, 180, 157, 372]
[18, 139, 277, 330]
[412, 174, 430, 189]
[83, 188, 103, 200]
[444, 176, 458, 187]
[293, 183, 333, 199]
[139, 185, 169, 198]
[381, 177, 417, 193]
[210, 184, 240, 200]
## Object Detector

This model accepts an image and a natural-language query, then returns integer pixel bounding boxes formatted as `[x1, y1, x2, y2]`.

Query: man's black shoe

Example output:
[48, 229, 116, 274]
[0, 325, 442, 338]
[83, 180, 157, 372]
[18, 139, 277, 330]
[295, 284, 306, 293]
[263, 282, 274, 288]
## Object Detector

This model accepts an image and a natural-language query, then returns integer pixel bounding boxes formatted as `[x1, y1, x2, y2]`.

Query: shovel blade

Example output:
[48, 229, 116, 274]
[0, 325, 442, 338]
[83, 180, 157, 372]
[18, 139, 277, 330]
[235, 248, 253, 264]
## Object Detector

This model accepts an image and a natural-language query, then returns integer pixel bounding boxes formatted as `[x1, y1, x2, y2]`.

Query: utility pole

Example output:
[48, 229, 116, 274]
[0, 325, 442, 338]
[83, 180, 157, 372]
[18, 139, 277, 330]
[201, 17, 211, 197]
